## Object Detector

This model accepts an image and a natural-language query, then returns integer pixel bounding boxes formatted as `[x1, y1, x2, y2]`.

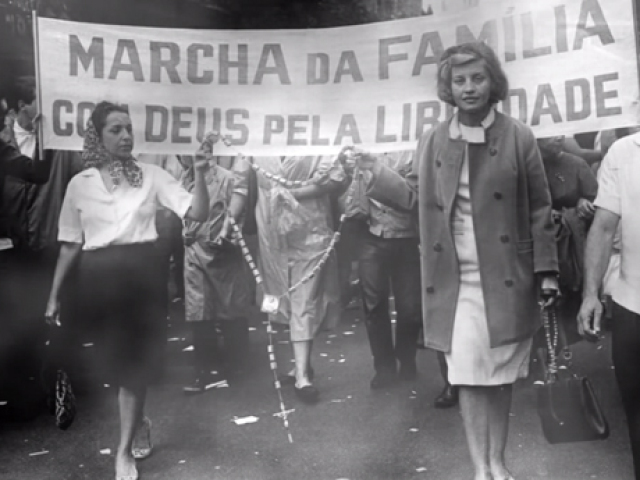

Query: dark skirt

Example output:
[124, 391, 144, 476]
[76, 243, 166, 387]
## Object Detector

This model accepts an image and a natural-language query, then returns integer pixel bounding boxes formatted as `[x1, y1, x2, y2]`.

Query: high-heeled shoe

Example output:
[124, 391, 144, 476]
[434, 385, 459, 409]
[131, 417, 153, 460]
[278, 367, 315, 386]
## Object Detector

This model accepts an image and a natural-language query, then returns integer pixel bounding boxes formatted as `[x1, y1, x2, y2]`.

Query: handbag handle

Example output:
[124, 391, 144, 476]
[541, 304, 560, 382]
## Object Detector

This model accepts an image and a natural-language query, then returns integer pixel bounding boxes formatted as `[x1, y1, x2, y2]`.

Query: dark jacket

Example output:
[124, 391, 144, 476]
[367, 112, 558, 351]
[0, 138, 52, 245]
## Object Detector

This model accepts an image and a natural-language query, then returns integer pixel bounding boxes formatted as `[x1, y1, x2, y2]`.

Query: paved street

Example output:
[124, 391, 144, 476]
[0, 301, 634, 480]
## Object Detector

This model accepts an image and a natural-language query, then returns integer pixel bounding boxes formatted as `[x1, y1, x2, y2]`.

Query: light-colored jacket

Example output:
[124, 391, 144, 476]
[367, 112, 558, 351]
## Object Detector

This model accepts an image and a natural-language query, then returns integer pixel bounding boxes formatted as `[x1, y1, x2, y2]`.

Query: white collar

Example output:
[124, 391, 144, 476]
[449, 108, 496, 144]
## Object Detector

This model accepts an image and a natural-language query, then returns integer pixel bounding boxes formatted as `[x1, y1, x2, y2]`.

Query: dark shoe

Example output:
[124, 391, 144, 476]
[370, 371, 398, 390]
[294, 385, 319, 404]
[434, 385, 459, 409]
[398, 363, 417, 381]
[278, 368, 315, 386]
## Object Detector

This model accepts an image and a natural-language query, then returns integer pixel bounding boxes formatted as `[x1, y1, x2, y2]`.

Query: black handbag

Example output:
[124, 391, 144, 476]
[536, 304, 609, 444]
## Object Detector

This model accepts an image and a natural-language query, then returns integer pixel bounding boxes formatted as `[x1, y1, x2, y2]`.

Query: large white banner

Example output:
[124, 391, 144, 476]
[36, 0, 640, 156]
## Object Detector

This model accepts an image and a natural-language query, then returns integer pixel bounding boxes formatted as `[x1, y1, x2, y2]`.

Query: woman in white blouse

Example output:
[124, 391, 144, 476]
[45, 101, 211, 480]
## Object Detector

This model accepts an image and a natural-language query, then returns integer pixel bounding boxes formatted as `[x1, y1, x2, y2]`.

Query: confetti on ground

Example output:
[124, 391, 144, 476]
[248, 327, 257, 332]
[416, 467, 427, 473]
[179, 460, 186, 464]
[82, 343, 94, 347]
[343, 331, 355, 335]
[99, 448, 111, 455]
[409, 428, 419, 433]
[331, 399, 346, 403]
[533, 381, 544, 385]
[328, 334, 337, 339]
[232, 416, 259, 425]
[339, 359, 346, 363]
[278, 340, 290, 344]
[205, 380, 229, 390]
[168, 337, 180, 342]
[346, 395, 352, 399]
[326, 341, 332, 344]
[182, 345, 194, 352]
[0, 401, 7, 406]
[320, 353, 328, 357]
[29, 451, 49, 457]
[409, 396, 417, 400]
[104, 384, 110, 388]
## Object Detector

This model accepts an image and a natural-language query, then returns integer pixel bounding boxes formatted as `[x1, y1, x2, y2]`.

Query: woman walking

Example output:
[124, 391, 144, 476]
[355, 42, 559, 479]
[45, 101, 211, 480]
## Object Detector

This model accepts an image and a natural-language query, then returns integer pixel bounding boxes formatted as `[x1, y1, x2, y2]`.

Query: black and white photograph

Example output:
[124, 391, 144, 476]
[0, 0, 639, 478]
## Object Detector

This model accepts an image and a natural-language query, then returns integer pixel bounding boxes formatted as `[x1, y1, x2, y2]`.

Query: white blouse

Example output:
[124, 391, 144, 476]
[58, 162, 192, 250]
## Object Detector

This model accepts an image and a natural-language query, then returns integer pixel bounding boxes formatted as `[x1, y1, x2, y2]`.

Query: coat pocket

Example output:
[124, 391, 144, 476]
[517, 239, 534, 253]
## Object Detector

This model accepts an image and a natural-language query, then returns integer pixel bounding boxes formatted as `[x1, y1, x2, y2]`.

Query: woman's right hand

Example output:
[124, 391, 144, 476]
[348, 147, 378, 172]
[45, 297, 61, 327]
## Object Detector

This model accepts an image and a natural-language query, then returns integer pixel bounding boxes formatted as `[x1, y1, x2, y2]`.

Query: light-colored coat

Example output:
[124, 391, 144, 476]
[367, 112, 558, 351]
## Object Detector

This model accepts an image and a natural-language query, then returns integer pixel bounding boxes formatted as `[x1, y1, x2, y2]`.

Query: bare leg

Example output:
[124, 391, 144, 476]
[292, 340, 313, 388]
[115, 384, 146, 478]
[459, 386, 493, 480]
[488, 385, 514, 480]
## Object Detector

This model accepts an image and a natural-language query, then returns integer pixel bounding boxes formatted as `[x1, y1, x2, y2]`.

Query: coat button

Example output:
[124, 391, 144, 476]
[490, 148, 498, 156]
[435, 160, 442, 168]
[500, 235, 510, 243]
[433, 243, 442, 252]
[505, 279, 514, 287]
[494, 192, 502, 200]
[426, 286, 435, 293]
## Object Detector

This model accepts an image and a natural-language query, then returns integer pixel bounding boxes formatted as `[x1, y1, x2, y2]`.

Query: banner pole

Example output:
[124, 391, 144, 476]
[32, 9, 44, 160]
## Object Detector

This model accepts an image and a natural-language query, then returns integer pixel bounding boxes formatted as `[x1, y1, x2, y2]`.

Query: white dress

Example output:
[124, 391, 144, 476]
[445, 114, 532, 386]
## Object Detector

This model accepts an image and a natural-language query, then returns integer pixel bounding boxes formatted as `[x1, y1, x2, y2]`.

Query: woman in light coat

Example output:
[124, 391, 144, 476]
[356, 42, 559, 480]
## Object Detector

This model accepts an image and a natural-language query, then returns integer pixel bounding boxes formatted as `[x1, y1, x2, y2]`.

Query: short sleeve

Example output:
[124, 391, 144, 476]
[153, 165, 193, 219]
[57, 180, 84, 244]
[577, 157, 598, 202]
[594, 148, 621, 216]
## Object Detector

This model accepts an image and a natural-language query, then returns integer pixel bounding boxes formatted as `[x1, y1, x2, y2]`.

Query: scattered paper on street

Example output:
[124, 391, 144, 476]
[232, 416, 259, 425]
[29, 451, 49, 457]
[99, 448, 111, 455]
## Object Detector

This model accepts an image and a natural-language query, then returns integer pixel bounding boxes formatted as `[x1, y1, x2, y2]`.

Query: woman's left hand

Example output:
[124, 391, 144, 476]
[539, 274, 560, 308]
[195, 131, 219, 171]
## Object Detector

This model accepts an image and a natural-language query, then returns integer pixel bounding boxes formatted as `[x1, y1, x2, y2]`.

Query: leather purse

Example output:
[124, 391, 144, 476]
[54, 369, 76, 431]
[536, 305, 609, 444]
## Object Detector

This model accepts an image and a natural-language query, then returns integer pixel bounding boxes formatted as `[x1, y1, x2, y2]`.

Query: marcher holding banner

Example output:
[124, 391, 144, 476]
[252, 155, 345, 404]
[44, 101, 211, 480]
[355, 42, 559, 480]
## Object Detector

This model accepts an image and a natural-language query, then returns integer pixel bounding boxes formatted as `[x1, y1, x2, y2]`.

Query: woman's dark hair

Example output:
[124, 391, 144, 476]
[91, 101, 129, 139]
[437, 42, 509, 107]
